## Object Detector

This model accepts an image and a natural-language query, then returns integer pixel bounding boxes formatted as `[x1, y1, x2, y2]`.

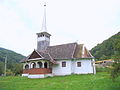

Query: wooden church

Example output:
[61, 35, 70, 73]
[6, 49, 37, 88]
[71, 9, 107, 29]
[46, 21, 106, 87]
[21, 3, 96, 78]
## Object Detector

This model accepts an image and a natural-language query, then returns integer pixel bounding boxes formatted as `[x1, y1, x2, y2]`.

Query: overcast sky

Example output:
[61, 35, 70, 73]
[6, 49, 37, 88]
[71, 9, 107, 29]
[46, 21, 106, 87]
[0, 0, 120, 56]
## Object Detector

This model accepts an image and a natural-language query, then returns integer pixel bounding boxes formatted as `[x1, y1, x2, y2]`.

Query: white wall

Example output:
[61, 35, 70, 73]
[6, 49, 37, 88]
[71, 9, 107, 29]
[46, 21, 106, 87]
[73, 60, 93, 74]
[52, 60, 72, 76]
[52, 59, 94, 76]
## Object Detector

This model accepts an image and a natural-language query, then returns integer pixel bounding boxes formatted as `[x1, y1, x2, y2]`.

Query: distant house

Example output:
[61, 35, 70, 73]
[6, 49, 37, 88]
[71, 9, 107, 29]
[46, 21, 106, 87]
[21, 3, 96, 78]
[95, 59, 113, 64]
[95, 59, 113, 67]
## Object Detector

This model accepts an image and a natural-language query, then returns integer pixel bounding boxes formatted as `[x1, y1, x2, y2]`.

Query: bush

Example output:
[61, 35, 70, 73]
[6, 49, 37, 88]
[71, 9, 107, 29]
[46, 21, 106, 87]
[96, 67, 110, 72]
[6, 69, 14, 76]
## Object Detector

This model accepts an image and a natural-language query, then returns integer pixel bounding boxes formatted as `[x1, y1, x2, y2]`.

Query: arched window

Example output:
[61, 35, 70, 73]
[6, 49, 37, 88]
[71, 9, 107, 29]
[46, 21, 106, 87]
[44, 62, 47, 68]
[38, 62, 42, 68]
[25, 64, 29, 69]
[31, 62, 36, 68]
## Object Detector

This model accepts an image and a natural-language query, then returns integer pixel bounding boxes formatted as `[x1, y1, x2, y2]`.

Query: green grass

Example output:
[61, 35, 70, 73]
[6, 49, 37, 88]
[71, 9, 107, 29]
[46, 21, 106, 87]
[0, 72, 120, 90]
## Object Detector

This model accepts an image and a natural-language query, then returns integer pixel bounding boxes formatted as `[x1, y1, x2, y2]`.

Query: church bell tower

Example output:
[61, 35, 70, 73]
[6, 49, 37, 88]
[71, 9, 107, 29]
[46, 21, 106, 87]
[37, 3, 51, 51]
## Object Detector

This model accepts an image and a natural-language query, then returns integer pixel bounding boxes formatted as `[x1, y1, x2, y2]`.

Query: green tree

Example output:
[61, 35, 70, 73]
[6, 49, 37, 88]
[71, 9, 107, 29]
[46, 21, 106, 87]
[12, 63, 23, 75]
[0, 61, 4, 75]
[111, 45, 120, 81]
[91, 32, 120, 60]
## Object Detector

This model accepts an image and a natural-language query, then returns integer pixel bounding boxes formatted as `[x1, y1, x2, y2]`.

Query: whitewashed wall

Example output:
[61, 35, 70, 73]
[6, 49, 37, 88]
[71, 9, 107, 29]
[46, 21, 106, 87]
[73, 60, 93, 74]
[52, 60, 72, 76]
[52, 59, 94, 76]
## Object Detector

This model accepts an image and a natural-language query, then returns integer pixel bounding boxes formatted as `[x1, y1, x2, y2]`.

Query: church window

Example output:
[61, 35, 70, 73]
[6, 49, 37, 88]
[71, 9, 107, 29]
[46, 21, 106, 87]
[62, 62, 66, 67]
[77, 62, 81, 67]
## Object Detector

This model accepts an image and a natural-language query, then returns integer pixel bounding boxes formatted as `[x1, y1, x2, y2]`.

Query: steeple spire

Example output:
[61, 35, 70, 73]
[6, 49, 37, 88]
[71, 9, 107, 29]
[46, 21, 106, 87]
[41, 2, 47, 32]
[36, 2, 51, 51]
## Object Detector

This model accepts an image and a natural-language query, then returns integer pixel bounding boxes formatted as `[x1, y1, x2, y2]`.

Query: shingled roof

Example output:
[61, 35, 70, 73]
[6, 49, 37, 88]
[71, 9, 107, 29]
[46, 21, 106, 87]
[46, 43, 76, 59]
[21, 43, 93, 63]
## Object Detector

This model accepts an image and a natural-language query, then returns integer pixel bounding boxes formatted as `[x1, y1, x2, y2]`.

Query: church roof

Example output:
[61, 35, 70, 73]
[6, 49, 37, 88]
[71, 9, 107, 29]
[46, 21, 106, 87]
[36, 32, 51, 36]
[47, 43, 93, 59]
[46, 43, 76, 59]
[21, 43, 93, 63]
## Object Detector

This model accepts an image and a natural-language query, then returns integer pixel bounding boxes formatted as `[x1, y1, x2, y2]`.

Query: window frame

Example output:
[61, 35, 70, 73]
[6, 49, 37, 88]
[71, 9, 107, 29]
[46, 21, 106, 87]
[62, 62, 66, 67]
[77, 62, 81, 67]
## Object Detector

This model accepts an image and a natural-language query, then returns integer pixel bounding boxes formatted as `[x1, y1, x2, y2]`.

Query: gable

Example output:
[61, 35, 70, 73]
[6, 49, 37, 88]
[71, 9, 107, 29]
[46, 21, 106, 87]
[83, 47, 93, 58]
[73, 44, 83, 58]
[72, 44, 93, 58]
[28, 50, 42, 59]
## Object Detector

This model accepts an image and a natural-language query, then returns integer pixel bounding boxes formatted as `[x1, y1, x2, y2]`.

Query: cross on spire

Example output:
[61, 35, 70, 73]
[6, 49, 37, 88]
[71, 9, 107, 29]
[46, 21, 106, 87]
[41, 2, 47, 32]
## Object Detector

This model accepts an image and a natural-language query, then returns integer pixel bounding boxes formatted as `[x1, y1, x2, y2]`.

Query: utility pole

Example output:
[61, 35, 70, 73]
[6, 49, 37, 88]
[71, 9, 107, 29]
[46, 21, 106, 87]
[4, 56, 7, 76]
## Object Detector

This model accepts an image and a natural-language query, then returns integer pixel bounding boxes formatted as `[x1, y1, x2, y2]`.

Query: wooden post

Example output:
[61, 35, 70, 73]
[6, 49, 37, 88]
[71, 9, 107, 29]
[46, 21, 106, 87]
[4, 56, 7, 76]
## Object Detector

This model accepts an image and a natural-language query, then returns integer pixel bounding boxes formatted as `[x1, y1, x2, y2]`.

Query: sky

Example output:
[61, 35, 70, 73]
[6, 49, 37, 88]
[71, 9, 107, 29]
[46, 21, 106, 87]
[0, 0, 120, 56]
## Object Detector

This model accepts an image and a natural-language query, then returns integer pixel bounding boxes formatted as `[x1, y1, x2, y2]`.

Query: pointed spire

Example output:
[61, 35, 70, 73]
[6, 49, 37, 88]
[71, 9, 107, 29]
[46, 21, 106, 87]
[41, 2, 47, 32]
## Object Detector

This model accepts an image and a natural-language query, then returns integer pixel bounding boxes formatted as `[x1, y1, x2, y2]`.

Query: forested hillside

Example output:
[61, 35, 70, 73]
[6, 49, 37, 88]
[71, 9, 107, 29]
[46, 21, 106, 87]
[90, 32, 120, 60]
[0, 48, 25, 62]
[0, 47, 25, 75]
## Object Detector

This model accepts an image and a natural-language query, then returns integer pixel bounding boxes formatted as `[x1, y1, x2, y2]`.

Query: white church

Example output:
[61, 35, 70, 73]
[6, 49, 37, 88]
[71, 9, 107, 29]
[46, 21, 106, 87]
[21, 3, 96, 78]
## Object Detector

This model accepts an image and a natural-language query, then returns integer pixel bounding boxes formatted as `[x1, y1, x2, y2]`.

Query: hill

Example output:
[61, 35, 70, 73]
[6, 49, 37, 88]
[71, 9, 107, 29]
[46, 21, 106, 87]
[90, 32, 120, 60]
[0, 47, 25, 63]
[0, 47, 25, 75]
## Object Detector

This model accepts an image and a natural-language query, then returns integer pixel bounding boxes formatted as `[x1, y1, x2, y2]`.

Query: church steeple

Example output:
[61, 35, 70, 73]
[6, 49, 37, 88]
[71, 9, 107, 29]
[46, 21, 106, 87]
[41, 2, 47, 32]
[36, 3, 51, 52]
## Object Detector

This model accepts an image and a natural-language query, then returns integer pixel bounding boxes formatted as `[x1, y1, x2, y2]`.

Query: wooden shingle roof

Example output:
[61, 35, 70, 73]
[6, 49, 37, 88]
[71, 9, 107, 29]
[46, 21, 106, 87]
[46, 43, 77, 59]
[21, 43, 93, 63]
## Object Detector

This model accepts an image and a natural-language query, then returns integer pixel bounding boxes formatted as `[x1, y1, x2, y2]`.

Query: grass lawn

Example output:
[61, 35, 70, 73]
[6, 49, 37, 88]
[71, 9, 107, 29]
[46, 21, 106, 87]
[0, 72, 120, 90]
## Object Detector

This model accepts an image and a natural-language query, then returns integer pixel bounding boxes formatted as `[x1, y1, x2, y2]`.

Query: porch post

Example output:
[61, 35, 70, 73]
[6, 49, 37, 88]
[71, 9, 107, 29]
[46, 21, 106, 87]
[36, 61, 39, 68]
[47, 62, 49, 68]
[28, 62, 31, 69]
[42, 61, 45, 68]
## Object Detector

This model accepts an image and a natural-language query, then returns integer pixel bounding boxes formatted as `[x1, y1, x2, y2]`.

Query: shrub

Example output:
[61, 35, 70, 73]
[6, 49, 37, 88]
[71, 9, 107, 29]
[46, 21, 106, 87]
[96, 67, 110, 72]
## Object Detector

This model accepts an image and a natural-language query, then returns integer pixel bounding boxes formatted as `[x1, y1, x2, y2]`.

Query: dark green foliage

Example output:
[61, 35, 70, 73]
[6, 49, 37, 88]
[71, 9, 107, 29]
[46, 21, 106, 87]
[111, 45, 120, 81]
[91, 32, 120, 60]
[0, 47, 25, 62]
[0, 61, 4, 75]
[111, 62, 120, 81]
[0, 47, 25, 75]
[96, 67, 110, 72]
[12, 63, 23, 76]
[90, 32, 120, 80]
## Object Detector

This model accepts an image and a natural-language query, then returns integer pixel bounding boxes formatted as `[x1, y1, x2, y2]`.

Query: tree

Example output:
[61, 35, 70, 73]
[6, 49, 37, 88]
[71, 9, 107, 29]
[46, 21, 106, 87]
[111, 43, 120, 81]
[0, 61, 4, 75]
[90, 32, 120, 60]
[12, 63, 23, 75]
